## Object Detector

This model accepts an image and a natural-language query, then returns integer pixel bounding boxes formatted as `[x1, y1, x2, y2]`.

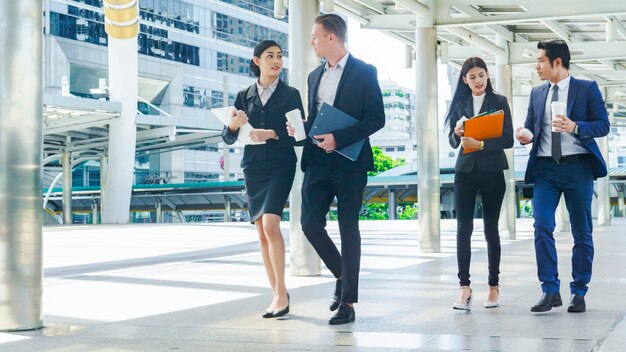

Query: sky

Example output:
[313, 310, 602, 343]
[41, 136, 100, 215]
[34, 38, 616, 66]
[346, 19, 416, 88]
[346, 19, 452, 116]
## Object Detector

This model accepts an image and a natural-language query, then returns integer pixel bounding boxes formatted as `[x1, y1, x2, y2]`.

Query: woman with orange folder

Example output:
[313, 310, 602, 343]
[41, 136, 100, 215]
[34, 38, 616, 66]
[444, 57, 514, 311]
[222, 40, 305, 318]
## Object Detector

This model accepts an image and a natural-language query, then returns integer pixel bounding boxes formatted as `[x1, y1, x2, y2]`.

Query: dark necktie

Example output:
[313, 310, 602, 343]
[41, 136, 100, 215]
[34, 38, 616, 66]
[551, 85, 562, 163]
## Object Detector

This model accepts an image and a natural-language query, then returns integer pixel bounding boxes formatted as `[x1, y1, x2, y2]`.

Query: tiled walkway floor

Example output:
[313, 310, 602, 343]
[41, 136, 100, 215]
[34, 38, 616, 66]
[2, 218, 625, 351]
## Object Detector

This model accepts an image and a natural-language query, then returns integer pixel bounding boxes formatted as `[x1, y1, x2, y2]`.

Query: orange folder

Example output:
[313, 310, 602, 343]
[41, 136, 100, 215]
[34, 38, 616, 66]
[463, 109, 504, 154]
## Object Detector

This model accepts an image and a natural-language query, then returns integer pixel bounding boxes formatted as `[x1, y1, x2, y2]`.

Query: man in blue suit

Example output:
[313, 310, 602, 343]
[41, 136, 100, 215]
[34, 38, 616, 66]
[516, 39, 610, 313]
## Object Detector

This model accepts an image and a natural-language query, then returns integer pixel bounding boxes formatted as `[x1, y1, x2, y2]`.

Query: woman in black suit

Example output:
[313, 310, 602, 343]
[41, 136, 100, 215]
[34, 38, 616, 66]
[222, 40, 304, 318]
[445, 57, 513, 311]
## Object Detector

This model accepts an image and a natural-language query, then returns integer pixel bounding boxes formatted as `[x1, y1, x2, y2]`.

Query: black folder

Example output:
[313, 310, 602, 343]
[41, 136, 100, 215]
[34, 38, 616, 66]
[308, 103, 365, 161]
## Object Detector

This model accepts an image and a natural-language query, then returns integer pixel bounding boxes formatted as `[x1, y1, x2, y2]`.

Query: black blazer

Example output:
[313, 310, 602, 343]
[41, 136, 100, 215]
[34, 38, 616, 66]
[447, 93, 514, 173]
[222, 79, 305, 169]
[301, 54, 385, 172]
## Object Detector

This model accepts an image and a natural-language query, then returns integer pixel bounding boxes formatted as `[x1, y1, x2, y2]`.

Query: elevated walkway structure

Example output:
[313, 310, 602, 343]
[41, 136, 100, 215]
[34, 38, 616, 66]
[1, 218, 625, 351]
[43, 94, 223, 161]
[42, 168, 626, 219]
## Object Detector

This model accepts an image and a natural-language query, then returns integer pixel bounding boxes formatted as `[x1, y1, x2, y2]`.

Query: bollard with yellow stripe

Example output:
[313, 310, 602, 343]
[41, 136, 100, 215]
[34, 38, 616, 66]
[103, 0, 139, 39]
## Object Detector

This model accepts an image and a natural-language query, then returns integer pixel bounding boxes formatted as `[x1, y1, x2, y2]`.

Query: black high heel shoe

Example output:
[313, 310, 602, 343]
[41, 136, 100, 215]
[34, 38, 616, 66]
[272, 293, 290, 318]
[262, 310, 275, 318]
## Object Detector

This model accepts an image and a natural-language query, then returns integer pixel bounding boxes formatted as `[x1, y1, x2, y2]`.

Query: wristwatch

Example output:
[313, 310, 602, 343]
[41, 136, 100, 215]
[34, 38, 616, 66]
[573, 124, 579, 136]
[479, 140, 485, 150]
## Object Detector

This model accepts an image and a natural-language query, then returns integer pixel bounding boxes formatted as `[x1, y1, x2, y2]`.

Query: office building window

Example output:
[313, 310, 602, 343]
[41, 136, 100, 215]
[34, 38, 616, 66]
[139, 0, 200, 33]
[50, 10, 200, 66]
[212, 13, 288, 56]
[138, 24, 200, 65]
[216, 52, 288, 82]
[219, 0, 285, 20]
[183, 85, 236, 109]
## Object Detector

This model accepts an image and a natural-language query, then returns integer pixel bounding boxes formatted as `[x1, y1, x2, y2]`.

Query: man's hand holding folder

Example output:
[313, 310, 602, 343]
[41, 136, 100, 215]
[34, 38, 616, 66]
[308, 103, 366, 161]
[462, 109, 505, 154]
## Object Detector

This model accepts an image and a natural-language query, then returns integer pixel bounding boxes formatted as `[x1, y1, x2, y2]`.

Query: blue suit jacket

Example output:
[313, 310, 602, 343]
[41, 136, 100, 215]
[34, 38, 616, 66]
[301, 54, 385, 172]
[523, 76, 610, 183]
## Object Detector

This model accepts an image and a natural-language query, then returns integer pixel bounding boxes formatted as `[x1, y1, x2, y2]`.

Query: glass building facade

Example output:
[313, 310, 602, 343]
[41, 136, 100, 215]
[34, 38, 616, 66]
[45, 0, 290, 196]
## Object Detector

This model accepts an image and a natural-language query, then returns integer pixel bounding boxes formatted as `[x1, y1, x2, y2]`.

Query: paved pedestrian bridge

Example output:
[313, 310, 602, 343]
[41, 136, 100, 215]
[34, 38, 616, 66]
[1, 218, 625, 351]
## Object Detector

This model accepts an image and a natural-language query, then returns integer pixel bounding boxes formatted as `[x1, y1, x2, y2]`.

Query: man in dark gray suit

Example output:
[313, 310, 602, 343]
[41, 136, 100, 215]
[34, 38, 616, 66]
[289, 14, 385, 325]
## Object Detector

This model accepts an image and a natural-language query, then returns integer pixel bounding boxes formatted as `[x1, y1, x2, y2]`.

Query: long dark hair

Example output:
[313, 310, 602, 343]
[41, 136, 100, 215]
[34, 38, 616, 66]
[443, 57, 496, 131]
[249, 40, 282, 77]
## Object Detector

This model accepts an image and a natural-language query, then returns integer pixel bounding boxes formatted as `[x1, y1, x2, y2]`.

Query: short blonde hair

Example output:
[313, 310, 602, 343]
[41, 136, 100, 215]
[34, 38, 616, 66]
[314, 14, 347, 42]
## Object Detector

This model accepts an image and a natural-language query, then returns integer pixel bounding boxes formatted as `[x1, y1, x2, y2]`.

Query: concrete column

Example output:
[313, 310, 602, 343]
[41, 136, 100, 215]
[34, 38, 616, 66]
[0, 0, 43, 331]
[222, 75, 230, 182]
[101, 0, 139, 223]
[618, 185, 625, 217]
[495, 34, 516, 240]
[415, 8, 440, 252]
[100, 154, 107, 215]
[388, 189, 397, 220]
[92, 201, 99, 224]
[224, 196, 232, 222]
[155, 199, 162, 223]
[287, 0, 322, 275]
[597, 136, 611, 226]
[62, 150, 72, 224]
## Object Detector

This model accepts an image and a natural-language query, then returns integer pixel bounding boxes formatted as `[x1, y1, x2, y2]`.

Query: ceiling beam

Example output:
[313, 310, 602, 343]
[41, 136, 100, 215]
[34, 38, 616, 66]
[444, 26, 507, 56]
[336, 0, 374, 22]
[362, 14, 415, 31]
[451, 4, 514, 42]
[394, 0, 429, 17]
[435, 0, 626, 27]
[509, 41, 626, 65]
[540, 20, 573, 42]
[571, 64, 608, 85]
[353, 0, 387, 14]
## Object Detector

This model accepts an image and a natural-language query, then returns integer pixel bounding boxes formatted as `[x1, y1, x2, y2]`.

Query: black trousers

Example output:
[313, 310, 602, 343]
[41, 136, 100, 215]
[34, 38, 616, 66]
[300, 158, 367, 304]
[454, 167, 506, 287]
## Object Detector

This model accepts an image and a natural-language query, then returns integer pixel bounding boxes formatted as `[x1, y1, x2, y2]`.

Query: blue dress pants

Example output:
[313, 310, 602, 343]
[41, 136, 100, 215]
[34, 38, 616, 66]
[532, 157, 594, 296]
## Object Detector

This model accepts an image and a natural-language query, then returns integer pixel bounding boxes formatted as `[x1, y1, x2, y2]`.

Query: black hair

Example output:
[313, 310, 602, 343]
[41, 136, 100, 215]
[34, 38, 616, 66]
[443, 57, 496, 131]
[314, 13, 347, 42]
[249, 40, 282, 77]
[537, 39, 570, 70]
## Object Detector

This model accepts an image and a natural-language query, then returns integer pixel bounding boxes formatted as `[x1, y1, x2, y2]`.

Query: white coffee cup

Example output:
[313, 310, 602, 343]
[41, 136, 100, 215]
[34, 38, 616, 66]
[551, 101, 566, 132]
[285, 109, 306, 141]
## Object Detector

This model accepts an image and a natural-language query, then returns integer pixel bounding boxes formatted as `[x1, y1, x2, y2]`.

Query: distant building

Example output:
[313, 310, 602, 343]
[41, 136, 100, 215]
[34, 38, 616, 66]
[44, 0, 289, 187]
[371, 80, 416, 165]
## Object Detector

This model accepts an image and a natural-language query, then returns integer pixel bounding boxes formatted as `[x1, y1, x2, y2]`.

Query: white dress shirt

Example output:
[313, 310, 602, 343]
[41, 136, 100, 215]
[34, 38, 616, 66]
[256, 77, 280, 106]
[537, 75, 587, 157]
[315, 51, 350, 112]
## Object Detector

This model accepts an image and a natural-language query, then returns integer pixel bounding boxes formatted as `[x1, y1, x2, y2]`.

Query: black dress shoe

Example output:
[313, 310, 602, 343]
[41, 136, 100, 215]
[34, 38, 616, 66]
[272, 305, 289, 318]
[329, 303, 355, 325]
[262, 310, 275, 318]
[531, 292, 563, 312]
[272, 293, 290, 318]
[330, 279, 342, 311]
[567, 294, 586, 313]
[262, 293, 290, 318]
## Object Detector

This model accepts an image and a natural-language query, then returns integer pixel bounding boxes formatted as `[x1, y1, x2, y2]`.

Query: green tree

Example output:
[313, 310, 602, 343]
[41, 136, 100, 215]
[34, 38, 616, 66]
[369, 146, 405, 176]
[361, 147, 407, 220]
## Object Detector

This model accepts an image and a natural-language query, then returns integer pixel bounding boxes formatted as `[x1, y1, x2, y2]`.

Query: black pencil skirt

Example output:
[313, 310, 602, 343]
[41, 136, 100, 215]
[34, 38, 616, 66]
[243, 164, 296, 224]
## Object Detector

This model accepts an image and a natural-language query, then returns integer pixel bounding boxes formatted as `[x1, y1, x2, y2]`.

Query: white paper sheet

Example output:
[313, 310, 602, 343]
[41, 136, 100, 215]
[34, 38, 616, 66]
[285, 109, 306, 141]
[210, 106, 265, 145]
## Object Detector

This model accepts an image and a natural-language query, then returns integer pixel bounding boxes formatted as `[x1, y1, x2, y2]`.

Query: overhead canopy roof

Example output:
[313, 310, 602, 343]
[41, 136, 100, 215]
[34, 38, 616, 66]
[43, 94, 223, 164]
[334, 0, 626, 114]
